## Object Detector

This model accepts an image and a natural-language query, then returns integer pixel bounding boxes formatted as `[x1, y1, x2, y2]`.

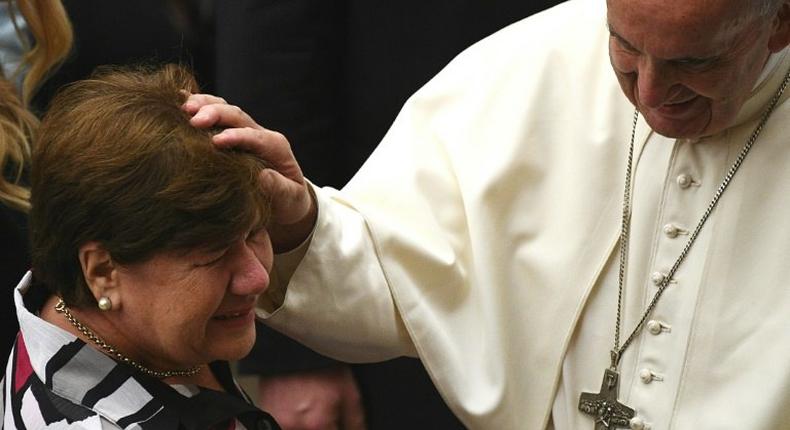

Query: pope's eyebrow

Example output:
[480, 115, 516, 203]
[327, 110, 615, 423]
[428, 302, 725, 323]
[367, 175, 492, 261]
[670, 55, 719, 66]
[607, 23, 719, 65]
[608, 27, 640, 53]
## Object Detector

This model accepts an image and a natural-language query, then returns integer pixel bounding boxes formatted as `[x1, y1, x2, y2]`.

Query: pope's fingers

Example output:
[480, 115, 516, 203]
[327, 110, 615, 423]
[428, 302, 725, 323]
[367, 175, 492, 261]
[189, 102, 260, 130]
[214, 127, 303, 179]
[182, 93, 228, 114]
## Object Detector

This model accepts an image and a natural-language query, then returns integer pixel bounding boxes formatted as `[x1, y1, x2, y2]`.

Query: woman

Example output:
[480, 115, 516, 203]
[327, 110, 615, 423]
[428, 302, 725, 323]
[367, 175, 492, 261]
[2, 65, 280, 429]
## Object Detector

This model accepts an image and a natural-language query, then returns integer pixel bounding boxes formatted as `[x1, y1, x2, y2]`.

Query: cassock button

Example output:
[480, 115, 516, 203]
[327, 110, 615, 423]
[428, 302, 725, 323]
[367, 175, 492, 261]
[639, 368, 654, 384]
[630, 416, 647, 430]
[676, 174, 692, 189]
[647, 320, 662, 335]
[663, 224, 680, 238]
[651, 272, 666, 286]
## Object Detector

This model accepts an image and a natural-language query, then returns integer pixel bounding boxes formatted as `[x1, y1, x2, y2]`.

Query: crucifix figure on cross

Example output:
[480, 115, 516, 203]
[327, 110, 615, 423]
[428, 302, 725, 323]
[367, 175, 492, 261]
[578, 368, 635, 429]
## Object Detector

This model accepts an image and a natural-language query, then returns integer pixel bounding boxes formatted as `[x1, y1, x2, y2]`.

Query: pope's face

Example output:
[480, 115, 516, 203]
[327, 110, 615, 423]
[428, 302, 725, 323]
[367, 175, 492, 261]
[607, 0, 786, 138]
[113, 228, 273, 371]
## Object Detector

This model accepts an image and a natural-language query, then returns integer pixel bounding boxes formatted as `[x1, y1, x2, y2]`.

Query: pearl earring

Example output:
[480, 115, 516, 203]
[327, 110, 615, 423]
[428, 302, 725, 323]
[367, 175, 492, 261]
[97, 296, 112, 311]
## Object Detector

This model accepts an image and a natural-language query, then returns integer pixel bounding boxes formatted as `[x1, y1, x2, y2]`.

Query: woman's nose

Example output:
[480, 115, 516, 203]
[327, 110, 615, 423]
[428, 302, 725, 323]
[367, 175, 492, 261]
[229, 245, 270, 296]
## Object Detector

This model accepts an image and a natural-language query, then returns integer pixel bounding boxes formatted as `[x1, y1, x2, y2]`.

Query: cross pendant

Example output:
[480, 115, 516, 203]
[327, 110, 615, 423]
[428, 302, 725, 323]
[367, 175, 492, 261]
[578, 368, 635, 429]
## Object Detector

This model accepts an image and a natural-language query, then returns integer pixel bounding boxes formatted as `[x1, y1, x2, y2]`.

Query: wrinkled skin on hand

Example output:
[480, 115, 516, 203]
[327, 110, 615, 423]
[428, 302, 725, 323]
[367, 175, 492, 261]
[183, 94, 317, 253]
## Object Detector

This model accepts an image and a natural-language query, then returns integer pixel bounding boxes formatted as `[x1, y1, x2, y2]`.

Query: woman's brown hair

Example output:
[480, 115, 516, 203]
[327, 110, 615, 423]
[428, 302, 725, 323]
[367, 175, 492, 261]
[31, 64, 270, 305]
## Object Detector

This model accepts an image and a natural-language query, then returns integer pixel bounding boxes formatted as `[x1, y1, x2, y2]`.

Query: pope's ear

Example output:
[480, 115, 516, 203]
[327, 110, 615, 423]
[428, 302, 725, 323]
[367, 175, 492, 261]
[767, 1, 790, 52]
[78, 241, 120, 306]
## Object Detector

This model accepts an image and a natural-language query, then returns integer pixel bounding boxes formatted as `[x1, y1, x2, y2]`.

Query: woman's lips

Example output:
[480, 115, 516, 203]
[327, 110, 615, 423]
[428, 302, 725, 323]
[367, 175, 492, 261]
[214, 311, 246, 320]
[212, 308, 254, 325]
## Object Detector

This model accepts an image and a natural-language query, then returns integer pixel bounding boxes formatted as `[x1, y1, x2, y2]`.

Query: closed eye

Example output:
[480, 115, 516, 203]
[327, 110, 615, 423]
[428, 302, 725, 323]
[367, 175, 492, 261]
[671, 57, 718, 70]
[194, 249, 228, 267]
[246, 227, 269, 244]
[615, 37, 639, 54]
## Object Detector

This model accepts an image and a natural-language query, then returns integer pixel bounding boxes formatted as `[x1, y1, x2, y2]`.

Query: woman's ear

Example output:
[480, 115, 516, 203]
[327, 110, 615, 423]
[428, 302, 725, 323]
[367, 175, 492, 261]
[78, 241, 122, 311]
[768, 1, 790, 52]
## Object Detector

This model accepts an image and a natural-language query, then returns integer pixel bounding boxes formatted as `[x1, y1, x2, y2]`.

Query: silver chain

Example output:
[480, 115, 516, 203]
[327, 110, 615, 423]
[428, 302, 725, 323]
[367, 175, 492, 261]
[55, 299, 203, 379]
[611, 67, 790, 369]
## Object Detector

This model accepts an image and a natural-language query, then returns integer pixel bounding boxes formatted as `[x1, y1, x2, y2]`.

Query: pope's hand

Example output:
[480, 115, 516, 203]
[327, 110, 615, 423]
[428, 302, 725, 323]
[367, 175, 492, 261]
[183, 94, 317, 252]
[257, 365, 367, 430]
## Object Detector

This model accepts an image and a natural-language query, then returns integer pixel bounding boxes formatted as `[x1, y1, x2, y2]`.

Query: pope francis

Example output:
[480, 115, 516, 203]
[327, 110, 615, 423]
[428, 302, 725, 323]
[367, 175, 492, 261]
[185, 0, 790, 428]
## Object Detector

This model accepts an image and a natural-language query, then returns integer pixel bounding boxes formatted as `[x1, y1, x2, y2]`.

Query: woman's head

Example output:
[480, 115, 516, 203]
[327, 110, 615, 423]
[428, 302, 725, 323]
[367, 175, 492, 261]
[31, 64, 273, 366]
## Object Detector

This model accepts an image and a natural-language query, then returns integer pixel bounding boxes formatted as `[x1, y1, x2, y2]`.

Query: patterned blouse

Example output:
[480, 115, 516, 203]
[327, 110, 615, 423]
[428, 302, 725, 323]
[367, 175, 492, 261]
[1, 272, 280, 430]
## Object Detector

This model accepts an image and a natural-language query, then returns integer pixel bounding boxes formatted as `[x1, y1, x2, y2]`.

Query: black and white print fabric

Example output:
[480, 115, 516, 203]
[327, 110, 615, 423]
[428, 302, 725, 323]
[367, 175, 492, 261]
[2, 272, 279, 430]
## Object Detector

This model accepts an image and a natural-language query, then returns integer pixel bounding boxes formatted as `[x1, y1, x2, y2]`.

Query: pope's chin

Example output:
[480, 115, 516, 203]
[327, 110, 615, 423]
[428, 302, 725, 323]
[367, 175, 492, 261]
[640, 99, 713, 139]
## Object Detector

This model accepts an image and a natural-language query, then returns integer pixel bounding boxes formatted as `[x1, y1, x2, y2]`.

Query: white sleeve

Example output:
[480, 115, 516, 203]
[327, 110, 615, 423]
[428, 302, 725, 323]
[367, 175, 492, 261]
[258, 184, 419, 362]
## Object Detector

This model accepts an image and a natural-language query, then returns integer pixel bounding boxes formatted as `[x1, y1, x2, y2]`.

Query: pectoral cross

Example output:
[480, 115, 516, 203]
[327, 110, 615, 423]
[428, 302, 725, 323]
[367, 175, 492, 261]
[578, 368, 635, 429]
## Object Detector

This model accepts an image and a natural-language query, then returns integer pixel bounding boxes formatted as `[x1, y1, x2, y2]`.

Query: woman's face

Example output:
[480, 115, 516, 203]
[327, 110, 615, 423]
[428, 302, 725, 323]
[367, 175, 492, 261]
[112, 228, 273, 370]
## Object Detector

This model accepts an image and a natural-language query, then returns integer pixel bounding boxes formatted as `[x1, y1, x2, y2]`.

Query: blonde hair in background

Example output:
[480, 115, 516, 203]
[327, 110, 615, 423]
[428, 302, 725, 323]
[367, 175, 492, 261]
[14, 0, 73, 105]
[0, 0, 72, 211]
[0, 79, 37, 211]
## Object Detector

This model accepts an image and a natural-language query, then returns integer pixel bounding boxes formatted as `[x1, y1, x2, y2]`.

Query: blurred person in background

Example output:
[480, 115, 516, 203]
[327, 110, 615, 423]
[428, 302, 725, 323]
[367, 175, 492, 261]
[0, 0, 72, 371]
[31, 0, 212, 113]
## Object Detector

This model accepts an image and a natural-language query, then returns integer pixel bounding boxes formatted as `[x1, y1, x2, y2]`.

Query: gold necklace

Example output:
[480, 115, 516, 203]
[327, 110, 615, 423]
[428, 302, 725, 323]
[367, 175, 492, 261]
[55, 299, 203, 379]
[579, 67, 790, 430]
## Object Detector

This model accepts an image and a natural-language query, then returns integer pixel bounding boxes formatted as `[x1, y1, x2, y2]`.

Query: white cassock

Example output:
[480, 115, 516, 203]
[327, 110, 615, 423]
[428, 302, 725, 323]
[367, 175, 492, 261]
[257, 0, 790, 428]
